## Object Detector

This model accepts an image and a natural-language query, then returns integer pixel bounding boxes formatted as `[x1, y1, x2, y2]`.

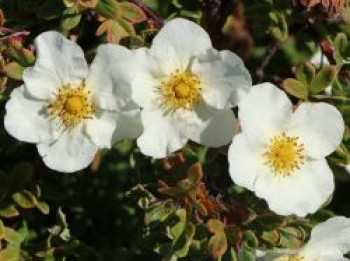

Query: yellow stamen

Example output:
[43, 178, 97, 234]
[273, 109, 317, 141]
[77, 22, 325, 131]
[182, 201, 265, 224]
[264, 133, 305, 176]
[47, 83, 94, 128]
[276, 255, 304, 261]
[157, 69, 202, 111]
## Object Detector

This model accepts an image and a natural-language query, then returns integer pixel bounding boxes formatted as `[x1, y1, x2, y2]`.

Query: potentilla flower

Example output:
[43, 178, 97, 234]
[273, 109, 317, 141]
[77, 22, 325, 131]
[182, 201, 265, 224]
[5, 31, 142, 172]
[131, 18, 252, 158]
[228, 83, 344, 216]
[256, 216, 350, 261]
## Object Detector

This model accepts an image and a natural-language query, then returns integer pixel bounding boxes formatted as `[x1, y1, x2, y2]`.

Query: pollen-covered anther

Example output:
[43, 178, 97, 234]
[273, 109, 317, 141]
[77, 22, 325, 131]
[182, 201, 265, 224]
[264, 133, 305, 176]
[47, 83, 95, 128]
[157, 69, 202, 111]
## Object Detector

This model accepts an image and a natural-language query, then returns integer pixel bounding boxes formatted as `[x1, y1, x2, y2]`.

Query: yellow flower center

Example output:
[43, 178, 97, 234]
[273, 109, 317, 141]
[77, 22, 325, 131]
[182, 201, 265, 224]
[158, 70, 202, 111]
[47, 83, 94, 128]
[276, 255, 304, 261]
[65, 96, 84, 114]
[264, 133, 305, 176]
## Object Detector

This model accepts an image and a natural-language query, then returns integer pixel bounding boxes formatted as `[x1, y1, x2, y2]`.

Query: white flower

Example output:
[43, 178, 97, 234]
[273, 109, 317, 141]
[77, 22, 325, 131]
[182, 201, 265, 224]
[228, 83, 344, 216]
[256, 216, 350, 261]
[346, 165, 350, 174]
[131, 18, 252, 158]
[4, 31, 142, 172]
[310, 49, 330, 67]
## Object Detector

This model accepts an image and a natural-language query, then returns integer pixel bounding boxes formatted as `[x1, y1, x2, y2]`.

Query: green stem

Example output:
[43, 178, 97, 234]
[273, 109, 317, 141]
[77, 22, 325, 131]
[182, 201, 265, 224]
[312, 95, 350, 102]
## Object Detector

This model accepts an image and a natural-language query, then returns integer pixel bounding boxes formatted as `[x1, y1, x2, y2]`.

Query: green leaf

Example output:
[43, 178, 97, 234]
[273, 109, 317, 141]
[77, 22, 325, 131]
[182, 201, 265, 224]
[310, 66, 337, 94]
[60, 7, 82, 34]
[145, 201, 175, 224]
[100, 18, 135, 44]
[171, 221, 186, 241]
[120, 35, 145, 49]
[173, 222, 195, 258]
[118, 2, 146, 23]
[175, 209, 187, 222]
[243, 230, 259, 249]
[279, 227, 303, 249]
[177, 163, 203, 192]
[187, 163, 202, 187]
[0, 219, 5, 240]
[334, 33, 347, 53]
[96, 0, 119, 19]
[295, 62, 315, 86]
[207, 219, 228, 258]
[143, 0, 171, 17]
[4, 227, 22, 245]
[269, 11, 288, 42]
[36, 201, 50, 215]
[116, 18, 135, 35]
[239, 247, 255, 261]
[282, 78, 308, 99]
[334, 33, 348, 63]
[208, 232, 227, 259]
[229, 248, 238, 261]
[207, 219, 225, 234]
[0, 205, 19, 219]
[5, 41, 35, 67]
[261, 230, 280, 244]
[338, 105, 350, 126]
[0, 245, 21, 261]
[4, 62, 23, 80]
[17, 221, 29, 242]
[12, 190, 37, 209]
[172, 0, 182, 8]
[253, 214, 285, 230]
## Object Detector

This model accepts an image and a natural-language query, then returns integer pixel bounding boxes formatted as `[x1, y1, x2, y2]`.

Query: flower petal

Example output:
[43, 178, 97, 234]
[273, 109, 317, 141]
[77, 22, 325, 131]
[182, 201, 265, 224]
[255, 250, 296, 261]
[303, 253, 347, 261]
[22, 66, 61, 101]
[86, 44, 135, 110]
[84, 111, 118, 149]
[4, 86, 55, 143]
[130, 48, 165, 110]
[137, 109, 187, 158]
[289, 102, 344, 159]
[112, 108, 143, 144]
[37, 125, 98, 173]
[238, 83, 293, 145]
[254, 158, 334, 217]
[192, 49, 252, 109]
[24, 31, 88, 99]
[228, 133, 262, 191]
[151, 18, 212, 70]
[301, 216, 350, 258]
[180, 103, 236, 147]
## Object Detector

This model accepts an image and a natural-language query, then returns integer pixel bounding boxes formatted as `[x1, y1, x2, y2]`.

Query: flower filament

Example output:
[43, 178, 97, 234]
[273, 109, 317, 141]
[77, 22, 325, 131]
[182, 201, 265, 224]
[47, 83, 94, 128]
[157, 69, 202, 112]
[264, 133, 305, 176]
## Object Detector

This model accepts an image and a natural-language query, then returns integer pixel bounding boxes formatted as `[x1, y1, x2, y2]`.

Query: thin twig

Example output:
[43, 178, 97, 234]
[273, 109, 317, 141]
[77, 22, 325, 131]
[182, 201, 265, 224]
[255, 41, 282, 82]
